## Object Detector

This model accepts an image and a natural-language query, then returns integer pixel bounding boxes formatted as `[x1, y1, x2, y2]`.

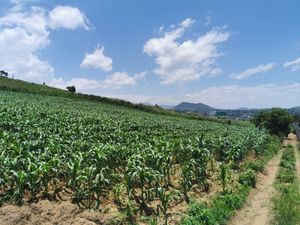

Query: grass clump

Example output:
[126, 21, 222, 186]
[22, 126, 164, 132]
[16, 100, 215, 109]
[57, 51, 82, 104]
[181, 185, 250, 225]
[273, 183, 300, 225]
[277, 147, 296, 183]
[238, 169, 256, 188]
[272, 145, 300, 225]
[244, 160, 264, 173]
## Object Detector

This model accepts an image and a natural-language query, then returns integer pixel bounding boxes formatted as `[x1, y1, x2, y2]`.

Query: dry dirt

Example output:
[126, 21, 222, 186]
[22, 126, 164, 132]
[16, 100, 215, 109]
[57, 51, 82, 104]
[228, 133, 299, 225]
[0, 200, 122, 225]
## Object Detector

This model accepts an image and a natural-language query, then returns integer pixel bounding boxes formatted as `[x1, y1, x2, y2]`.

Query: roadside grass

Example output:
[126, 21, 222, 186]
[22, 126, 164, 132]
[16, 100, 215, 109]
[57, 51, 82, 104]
[272, 145, 300, 225]
[181, 137, 280, 225]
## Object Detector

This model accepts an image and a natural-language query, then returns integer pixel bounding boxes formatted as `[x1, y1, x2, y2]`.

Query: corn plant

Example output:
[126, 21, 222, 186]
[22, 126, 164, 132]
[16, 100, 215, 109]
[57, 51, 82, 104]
[11, 170, 27, 205]
[0, 90, 269, 213]
[156, 187, 179, 225]
[180, 162, 194, 203]
[93, 167, 110, 209]
[219, 161, 232, 194]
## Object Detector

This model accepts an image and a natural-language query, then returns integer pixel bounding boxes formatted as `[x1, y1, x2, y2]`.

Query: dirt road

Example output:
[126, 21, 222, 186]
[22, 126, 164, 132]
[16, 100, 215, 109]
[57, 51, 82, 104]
[229, 133, 299, 225]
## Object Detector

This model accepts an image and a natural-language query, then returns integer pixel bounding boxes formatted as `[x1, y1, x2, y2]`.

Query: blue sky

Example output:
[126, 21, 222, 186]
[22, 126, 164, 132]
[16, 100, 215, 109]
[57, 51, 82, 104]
[0, 0, 299, 108]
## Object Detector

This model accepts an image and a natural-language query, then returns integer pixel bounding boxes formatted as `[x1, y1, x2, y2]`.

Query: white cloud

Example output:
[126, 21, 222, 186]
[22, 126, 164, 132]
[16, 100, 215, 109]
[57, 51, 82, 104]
[9, 0, 37, 11]
[101, 83, 300, 109]
[80, 46, 113, 71]
[101, 71, 145, 89]
[48, 5, 89, 30]
[144, 18, 230, 84]
[283, 57, 300, 71]
[0, 3, 88, 83]
[50, 78, 300, 108]
[230, 63, 275, 80]
[183, 83, 300, 108]
[204, 12, 212, 27]
[50, 71, 145, 91]
[0, 7, 52, 82]
[50, 77, 100, 92]
[180, 18, 195, 28]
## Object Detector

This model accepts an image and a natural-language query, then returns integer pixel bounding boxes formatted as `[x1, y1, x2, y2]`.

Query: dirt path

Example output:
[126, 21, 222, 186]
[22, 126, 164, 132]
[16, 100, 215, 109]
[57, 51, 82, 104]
[229, 133, 299, 225]
[228, 148, 282, 225]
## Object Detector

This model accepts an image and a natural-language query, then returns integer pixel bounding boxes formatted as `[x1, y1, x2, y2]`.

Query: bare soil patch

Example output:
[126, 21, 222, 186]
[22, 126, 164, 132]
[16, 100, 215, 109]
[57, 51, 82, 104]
[0, 200, 120, 225]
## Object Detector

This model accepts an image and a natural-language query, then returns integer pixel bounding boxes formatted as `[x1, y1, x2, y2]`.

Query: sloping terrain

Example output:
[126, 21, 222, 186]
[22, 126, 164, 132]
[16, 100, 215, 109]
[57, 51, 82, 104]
[0, 89, 269, 224]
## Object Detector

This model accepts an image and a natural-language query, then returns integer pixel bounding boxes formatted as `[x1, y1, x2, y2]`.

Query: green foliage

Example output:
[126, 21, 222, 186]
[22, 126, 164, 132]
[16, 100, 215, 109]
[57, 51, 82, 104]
[273, 183, 300, 225]
[182, 137, 279, 225]
[251, 108, 293, 137]
[272, 145, 300, 225]
[181, 185, 250, 225]
[219, 162, 231, 194]
[263, 136, 280, 160]
[0, 77, 233, 125]
[277, 147, 296, 183]
[244, 160, 264, 172]
[0, 90, 270, 221]
[238, 169, 256, 187]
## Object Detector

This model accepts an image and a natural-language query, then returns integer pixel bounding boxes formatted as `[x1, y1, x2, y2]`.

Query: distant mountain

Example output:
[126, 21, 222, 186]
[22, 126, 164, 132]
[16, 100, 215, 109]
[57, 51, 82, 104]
[172, 101, 300, 119]
[288, 106, 300, 115]
[160, 105, 175, 110]
[173, 102, 215, 113]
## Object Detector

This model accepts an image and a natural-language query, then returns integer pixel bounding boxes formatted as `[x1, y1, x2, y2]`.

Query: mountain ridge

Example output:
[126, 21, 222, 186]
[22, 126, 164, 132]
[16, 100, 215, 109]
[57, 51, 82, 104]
[172, 101, 300, 117]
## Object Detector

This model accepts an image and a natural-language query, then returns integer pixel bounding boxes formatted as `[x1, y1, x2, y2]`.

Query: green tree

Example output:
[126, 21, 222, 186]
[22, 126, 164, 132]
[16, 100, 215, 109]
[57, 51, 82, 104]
[251, 108, 292, 137]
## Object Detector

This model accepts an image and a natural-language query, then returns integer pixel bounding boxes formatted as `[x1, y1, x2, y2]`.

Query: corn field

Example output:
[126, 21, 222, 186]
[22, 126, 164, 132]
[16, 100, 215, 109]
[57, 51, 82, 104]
[0, 90, 269, 221]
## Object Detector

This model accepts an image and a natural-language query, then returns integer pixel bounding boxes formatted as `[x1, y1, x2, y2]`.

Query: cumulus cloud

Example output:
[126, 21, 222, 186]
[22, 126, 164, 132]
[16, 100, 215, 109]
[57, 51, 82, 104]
[48, 5, 89, 30]
[101, 71, 145, 89]
[80, 46, 113, 71]
[144, 18, 230, 84]
[230, 63, 275, 80]
[0, 7, 53, 81]
[0, 3, 88, 83]
[283, 57, 300, 71]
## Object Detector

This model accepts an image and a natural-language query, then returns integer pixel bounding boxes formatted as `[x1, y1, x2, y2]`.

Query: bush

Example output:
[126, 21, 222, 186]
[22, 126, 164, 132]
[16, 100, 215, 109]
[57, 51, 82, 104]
[238, 169, 256, 188]
[244, 160, 264, 172]
[181, 185, 250, 225]
[251, 108, 292, 138]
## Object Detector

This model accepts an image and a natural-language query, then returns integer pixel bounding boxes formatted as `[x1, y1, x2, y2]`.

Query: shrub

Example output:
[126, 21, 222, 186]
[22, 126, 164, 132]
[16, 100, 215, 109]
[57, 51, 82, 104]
[181, 185, 250, 225]
[238, 169, 256, 188]
[251, 108, 292, 138]
[244, 160, 264, 172]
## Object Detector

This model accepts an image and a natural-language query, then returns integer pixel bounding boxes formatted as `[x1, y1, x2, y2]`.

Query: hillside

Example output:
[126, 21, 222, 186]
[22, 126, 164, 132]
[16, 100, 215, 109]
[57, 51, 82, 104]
[0, 77, 231, 124]
[0, 89, 271, 224]
[173, 102, 215, 113]
[173, 100, 300, 119]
